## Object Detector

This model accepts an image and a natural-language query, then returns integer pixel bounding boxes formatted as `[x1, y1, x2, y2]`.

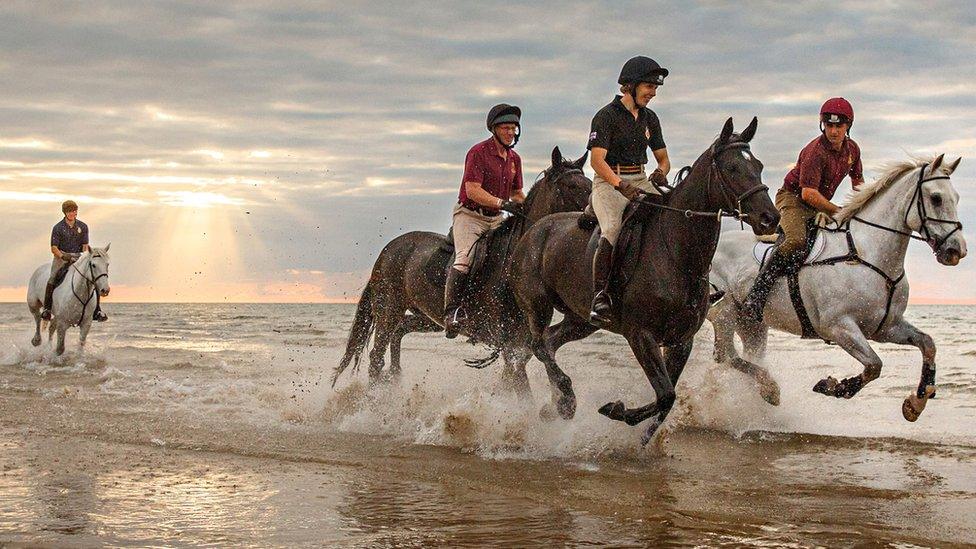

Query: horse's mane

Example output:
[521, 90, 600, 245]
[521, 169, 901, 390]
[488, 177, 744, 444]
[501, 160, 581, 230]
[835, 155, 945, 223]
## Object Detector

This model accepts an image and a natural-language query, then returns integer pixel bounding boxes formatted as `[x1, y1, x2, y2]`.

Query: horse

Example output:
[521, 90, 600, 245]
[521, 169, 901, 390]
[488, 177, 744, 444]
[707, 154, 966, 421]
[334, 147, 593, 389]
[508, 118, 780, 439]
[26, 245, 112, 356]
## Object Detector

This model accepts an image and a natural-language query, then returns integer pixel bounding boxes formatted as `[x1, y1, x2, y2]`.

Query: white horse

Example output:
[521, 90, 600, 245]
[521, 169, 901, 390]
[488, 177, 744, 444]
[26, 245, 112, 356]
[708, 154, 966, 421]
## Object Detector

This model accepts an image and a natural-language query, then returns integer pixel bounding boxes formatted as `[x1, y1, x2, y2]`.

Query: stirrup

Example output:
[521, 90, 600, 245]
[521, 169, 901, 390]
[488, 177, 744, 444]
[588, 292, 613, 327]
[444, 307, 466, 339]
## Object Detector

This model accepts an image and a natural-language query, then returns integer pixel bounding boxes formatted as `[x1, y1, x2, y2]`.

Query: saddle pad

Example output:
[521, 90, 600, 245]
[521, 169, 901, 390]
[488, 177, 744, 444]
[752, 231, 827, 267]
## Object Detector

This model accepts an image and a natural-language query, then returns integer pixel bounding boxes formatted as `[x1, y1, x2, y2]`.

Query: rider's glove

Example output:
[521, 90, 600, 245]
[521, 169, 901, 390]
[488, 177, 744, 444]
[650, 168, 668, 188]
[61, 253, 78, 263]
[615, 179, 641, 201]
[499, 199, 524, 216]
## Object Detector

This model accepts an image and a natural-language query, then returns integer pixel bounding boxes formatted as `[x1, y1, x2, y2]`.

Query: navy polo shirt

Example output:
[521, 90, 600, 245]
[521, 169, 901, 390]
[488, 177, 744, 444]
[587, 95, 666, 166]
[51, 218, 89, 253]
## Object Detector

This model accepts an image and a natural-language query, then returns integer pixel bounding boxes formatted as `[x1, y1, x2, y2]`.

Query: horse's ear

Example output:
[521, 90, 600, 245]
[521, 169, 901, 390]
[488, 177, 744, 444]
[572, 151, 588, 170]
[719, 117, 734, 143]
[946, 157, 962, 175]
[739, 116, 758, 143]
[931, 153, 945, 172]
[551, 146, 563, 168]
[103, 242, 111, 252]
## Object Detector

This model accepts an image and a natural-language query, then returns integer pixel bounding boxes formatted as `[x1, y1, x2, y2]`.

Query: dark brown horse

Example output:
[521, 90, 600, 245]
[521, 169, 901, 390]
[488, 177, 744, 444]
[334, 147, 593, 389]
[509, 118, 780, 440]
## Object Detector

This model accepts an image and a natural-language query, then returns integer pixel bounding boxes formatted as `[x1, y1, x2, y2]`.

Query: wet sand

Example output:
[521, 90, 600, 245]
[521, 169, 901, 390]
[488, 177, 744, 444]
[3, 390, 975, 547]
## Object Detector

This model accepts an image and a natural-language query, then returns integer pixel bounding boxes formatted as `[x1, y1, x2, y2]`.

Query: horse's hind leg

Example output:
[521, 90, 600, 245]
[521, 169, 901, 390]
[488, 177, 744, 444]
[813, 320, 882, 400]
[55, 326, 67, 356]
[737, 318, 769, 363]
[367, 313, 399, 383]
[389, 314, 441, 379]
[519, 293, 575, 420]
[875, 319, 937, 421]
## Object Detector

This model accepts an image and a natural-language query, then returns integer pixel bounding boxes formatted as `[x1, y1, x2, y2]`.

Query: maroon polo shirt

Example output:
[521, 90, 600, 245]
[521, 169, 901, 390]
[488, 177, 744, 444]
[458, 138, 523, 212]
[783, 135, 863, 200]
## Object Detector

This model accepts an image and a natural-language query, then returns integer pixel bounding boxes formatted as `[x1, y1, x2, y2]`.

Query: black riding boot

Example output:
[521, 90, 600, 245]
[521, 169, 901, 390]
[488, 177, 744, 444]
[741, 249, 797, 322]
[40, 282, 56, 320]
[589, 238, 615, 327]
[443, 268, 468, 339]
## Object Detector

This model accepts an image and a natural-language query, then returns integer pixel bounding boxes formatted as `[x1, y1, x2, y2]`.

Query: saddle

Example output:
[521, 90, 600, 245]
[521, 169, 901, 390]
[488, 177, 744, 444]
[756, 220, 827, 340]
[51, 263, 71, 288]
[425, 225, 503, 288]
[583, 192, 666, 299]
[752, 222, 826, 268]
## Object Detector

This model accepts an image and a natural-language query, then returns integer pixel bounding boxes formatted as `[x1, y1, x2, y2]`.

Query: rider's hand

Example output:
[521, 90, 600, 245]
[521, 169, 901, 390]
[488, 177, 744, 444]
[499, 199, 524, 216]
[650, 168, 668, 188]
[814, 212, 835, 227]
[61, 253, 78, 263]
[616, 179, 641, 201]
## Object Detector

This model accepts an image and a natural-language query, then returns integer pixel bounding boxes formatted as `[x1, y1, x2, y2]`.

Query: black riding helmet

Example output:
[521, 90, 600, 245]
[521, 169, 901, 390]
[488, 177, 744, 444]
[486, 103, 521, 149]
[618, 56, 668, 103]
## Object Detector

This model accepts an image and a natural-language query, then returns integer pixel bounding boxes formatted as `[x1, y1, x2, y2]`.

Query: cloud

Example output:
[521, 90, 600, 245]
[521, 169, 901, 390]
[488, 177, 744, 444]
[1, 1, 975, 301]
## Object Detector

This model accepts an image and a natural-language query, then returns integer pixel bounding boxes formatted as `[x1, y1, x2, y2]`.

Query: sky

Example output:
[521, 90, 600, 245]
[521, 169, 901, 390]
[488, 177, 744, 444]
[1, 1, 974, 303]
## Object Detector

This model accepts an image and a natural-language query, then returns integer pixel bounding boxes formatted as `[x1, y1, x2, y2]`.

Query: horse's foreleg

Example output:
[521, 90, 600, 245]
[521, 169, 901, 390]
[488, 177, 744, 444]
[875, 319, 937, 421]
[520, 294, 574, 420]
[79, 319, 92, 351]
[55, 326, 67, 356]
[31, 311, 42, 347]
[599, 330, 673, 440]
[814, 321, 882, 399]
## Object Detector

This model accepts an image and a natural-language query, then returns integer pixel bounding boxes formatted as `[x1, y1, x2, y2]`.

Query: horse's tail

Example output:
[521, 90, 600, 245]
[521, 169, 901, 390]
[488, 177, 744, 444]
[332, 280, 376, 387]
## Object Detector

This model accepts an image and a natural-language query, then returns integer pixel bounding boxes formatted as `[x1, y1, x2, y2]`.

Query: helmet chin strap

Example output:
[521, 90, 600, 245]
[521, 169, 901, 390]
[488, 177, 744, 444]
[492, 126, 520, 150]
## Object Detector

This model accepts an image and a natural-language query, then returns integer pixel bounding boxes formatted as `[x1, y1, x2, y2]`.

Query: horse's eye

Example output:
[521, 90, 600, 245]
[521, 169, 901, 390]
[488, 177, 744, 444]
[931, 194, 943, 208]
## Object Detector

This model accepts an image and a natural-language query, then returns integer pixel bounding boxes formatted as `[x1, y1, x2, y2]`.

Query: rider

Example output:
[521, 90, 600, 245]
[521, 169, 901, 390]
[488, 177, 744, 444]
[40, 200, 108, 322]
[741, 97, 865, 322]
[443, 103, 525, 338]
[586, 55, 671, 327]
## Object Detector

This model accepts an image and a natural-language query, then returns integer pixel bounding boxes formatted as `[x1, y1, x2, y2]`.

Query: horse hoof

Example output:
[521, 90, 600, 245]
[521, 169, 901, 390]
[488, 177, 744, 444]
[760, 381, 781, 406]
[598, 401, 626, 422]
[813, 376, 838, 396]
[902, 386, 935, 422]
[640, 416, 664, 446]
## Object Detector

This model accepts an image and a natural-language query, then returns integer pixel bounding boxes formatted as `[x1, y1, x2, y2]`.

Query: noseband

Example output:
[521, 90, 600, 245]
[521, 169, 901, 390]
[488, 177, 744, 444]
[708, 141, 768, 221]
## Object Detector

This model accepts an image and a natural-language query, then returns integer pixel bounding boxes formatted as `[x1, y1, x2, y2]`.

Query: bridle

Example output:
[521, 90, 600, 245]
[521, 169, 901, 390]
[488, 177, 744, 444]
[847, 163, 962, 252]
[640, 141, 767, 221]
[70, 256, 108, 311]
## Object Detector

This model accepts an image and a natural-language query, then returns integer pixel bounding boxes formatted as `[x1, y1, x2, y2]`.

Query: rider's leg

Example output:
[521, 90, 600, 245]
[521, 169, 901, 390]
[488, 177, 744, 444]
[40, 258, 66, 320]
[444, 204, 491, 338]
[742, 189, 812, 322]
[588, 174, 629, 327]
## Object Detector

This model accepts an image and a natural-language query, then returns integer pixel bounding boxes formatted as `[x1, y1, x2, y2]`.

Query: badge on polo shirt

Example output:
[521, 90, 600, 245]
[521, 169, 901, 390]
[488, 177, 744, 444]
[77, 227, 82, 234]
[645, 126, 651, 140]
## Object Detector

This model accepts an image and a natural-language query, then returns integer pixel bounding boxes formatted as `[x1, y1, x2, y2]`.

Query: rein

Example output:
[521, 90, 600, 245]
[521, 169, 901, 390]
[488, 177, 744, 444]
[809, 164, 962, 335]
[69, 257, 107, 316]
[637, 141, 766, 221]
